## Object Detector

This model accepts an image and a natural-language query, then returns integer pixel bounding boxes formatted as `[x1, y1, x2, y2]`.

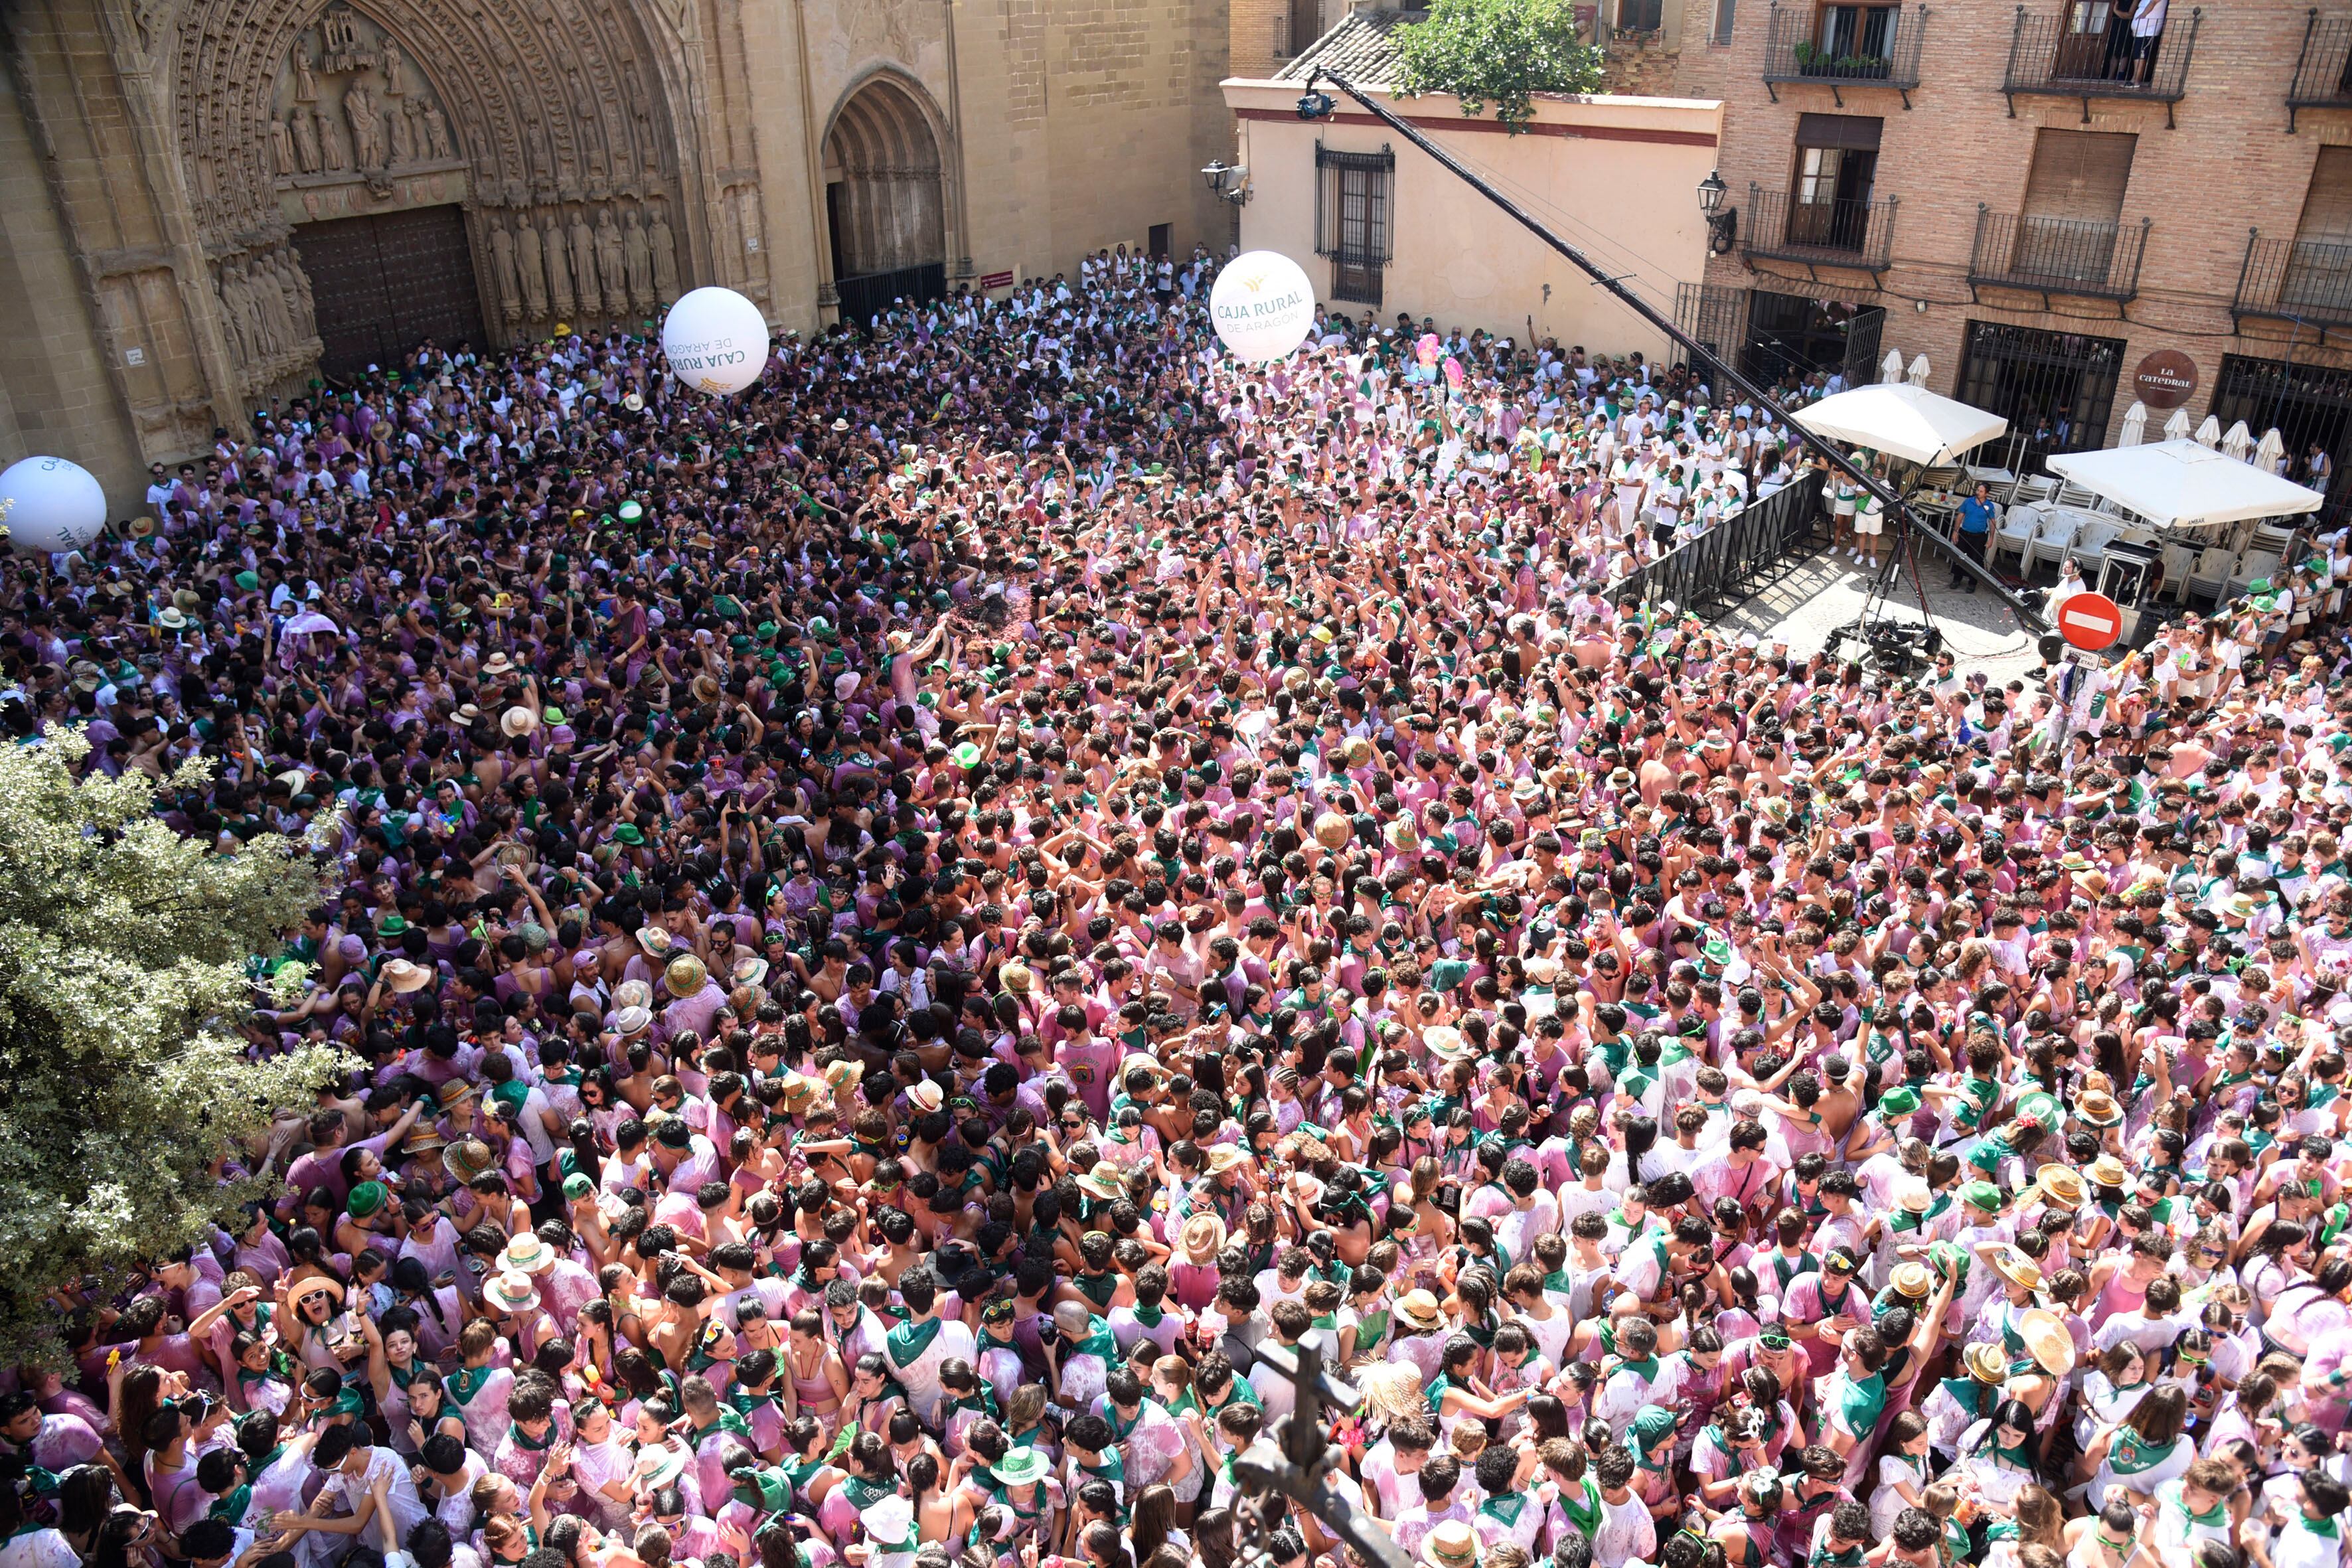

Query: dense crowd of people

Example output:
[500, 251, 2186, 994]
[5, 240, 2352, 1568]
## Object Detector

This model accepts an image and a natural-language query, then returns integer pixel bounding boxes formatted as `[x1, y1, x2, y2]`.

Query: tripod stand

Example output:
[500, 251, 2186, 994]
[1824, 467, 1945, 675]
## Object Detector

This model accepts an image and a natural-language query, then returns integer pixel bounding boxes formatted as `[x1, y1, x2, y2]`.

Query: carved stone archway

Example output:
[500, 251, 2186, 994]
[822, 73, 947, 285]
[169, 0, 710, 390]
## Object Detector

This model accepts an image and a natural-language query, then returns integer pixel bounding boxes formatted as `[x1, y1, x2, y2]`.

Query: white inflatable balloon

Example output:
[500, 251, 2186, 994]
[0, 455, 107, 556]
[661, 286, 771, 396]
[1210, 250, 1316, 362]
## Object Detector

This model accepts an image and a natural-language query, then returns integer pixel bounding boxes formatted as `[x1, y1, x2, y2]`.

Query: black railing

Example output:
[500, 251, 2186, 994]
[1614, 473, 1827, 619]
[2002, 5, 2199, 121]
[1762, 3, 1926, 102]
[2233, 230, 2352, 329]
[2289, 13, 2352, 127]
[1968, 208, 2148, 302]
[1743, 185, 1898, 274]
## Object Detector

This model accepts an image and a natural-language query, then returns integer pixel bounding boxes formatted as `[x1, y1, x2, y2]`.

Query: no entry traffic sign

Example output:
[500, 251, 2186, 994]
[2058, 591, 2123, 652]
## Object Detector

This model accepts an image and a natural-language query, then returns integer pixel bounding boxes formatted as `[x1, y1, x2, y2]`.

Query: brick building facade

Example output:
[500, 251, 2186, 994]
[1670, 0, 2352, 520]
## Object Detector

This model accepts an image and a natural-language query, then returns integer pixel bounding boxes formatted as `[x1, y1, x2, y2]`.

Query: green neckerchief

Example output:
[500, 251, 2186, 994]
[445, 1364, 495, 1406]
[2110, 1429, 2175, 1475]
[1936, 1375, 1994, 1418]
[508, 1421, 555, 1452]
[210, 1482, 253, 1524]
[730, 1385, 783, 1421]
[489, 1079, 531, 1119]
[2298, 1516, 2341, 1541]
[886, 1314, 945, 1369]
[1129, 1303, 1166, 1327]
[1614, 1354, 1662, 1383]
[1425, 1373, 1453, 1415]
[1555, 1475, 1603, 1537]
[1542, 1267, 1573, 1295]
[1073, 1315, 1119, 1361]
[1480, 1492, 1529, 1528]
[692, 1407, 753, 1445]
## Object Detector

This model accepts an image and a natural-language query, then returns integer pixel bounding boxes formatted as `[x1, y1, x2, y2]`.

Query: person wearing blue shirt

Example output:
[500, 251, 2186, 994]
[1952, 482, 1998, 593]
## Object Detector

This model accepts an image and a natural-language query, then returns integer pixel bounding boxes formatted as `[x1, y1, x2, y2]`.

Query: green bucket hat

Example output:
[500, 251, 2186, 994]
[613, 824, 645, 846]
[346, 1180, 388, 1219]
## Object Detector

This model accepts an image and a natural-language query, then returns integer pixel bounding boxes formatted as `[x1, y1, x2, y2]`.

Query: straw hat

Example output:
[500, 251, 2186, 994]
[157, 606, 188, 631]
[612, 980, 653, 1011]
[435, 1078, 478, 1110]
[1395, 1288, 1446, 1334]
[1313, 811, 1353, 849]
[1179, 1212, 1227, 1263]
[381, 959, 433, 994]
[732, 954, 770, 988]
[2035, 1164, 2085, 1209]
[1423, 1521, 1480, 1568]
[501, 705, 539, 738]
[1000, 962, 1034, 995]
[1204, 1144, 1251, 1176]
[481, 653, 515, 678]
[443, 1138, 495, 1184]
[1896, 1182, 1934, 1217]
[2017, 1307, 2076, 1376]
[484, 1270, 542, 1314]
[1075, 1167, 1125, 1202]
[498, 1235, 556, 1275]
[1962, 1340, 2009, 1384]
[1889, 1262, 1934, 1300]
[635, 927, 673, 959]
[776, 1073, 823, 1113]
[611, 1005, 653, 1038]
[1422, 1025, 1472, 1062]
[2075, 1088, 2124, 1129]
[1988, 1245, 2043, 1294]
[665, 953, 708, 995]
[907, 1080, 944, 1114]
[2087, 1154, 2131, 1191]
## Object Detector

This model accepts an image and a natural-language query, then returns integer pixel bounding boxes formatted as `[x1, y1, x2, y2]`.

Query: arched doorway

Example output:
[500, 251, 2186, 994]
[824, 76, 947, 325]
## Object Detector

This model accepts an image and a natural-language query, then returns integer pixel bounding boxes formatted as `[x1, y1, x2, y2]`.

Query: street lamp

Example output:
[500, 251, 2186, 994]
[1202, 159, 1251, 206]
[1697, 168, 1737, 255]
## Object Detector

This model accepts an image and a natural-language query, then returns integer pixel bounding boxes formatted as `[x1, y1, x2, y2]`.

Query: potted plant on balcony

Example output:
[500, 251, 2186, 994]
[1837, 50, 1891, 78]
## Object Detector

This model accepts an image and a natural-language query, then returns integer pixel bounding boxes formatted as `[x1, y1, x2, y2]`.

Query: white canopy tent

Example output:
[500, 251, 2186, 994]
[2043, 439, 2323, 529]
[1793, 382, 2007, 467]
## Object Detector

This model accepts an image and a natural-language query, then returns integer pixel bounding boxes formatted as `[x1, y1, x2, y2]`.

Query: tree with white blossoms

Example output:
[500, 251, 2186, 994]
[0, 732, 334, 1370]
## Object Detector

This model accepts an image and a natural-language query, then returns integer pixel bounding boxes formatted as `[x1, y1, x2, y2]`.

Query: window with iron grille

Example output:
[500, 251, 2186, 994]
[1315, 143, 1393, 306]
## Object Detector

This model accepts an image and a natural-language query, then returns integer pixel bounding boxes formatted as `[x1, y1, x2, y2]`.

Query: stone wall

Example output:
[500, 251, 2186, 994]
[0, 0, 1233, 507]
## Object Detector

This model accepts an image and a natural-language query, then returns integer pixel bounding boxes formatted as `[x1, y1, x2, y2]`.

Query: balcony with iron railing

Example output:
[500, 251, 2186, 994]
[2233, 230, 2352, 330]
[2289, 12, 2352, 127]
[1968, 208, 2149, 304]
[2001, 5, 2200, 125]
[1761, 3, 1928, 107]
[1741, 184, 1898, 277]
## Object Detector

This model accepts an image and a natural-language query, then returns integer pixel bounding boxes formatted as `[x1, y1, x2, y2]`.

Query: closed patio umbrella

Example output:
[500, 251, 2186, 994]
[1905, 354, 1930, 387]
[2195, 414, 2223, 448]
[2254, 426, 2286, 475]
[2117, 402, 2147, 447]
[1881, 349, 1905, 384]
[2222, 420, 2253, 460]
[2163, 407, 2193, 441]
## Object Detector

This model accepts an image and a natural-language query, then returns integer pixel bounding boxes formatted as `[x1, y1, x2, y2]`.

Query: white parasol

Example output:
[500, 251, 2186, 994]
[2194, 414, 2222, 448]
[1881, 349, 1905, 384]
[2254, 426, 2286, 475]
[2116, 402, 2147, 447]
[1905, 354, 1930, 387]
[2221, 420, 2253, 461]
[2162, 407, 2193, 441]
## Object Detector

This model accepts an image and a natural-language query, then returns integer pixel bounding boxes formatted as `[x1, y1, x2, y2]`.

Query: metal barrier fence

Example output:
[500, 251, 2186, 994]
[1614, 475, 1827, 617]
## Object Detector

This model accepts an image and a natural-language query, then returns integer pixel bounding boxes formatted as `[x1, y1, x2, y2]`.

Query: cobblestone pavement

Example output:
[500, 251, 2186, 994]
[1717, 544, 2047, 687]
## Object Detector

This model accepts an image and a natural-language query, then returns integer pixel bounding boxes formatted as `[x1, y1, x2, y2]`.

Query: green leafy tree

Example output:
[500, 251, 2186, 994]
[0, 734, 333, 1370]
[1393, 0, 1604, 132]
